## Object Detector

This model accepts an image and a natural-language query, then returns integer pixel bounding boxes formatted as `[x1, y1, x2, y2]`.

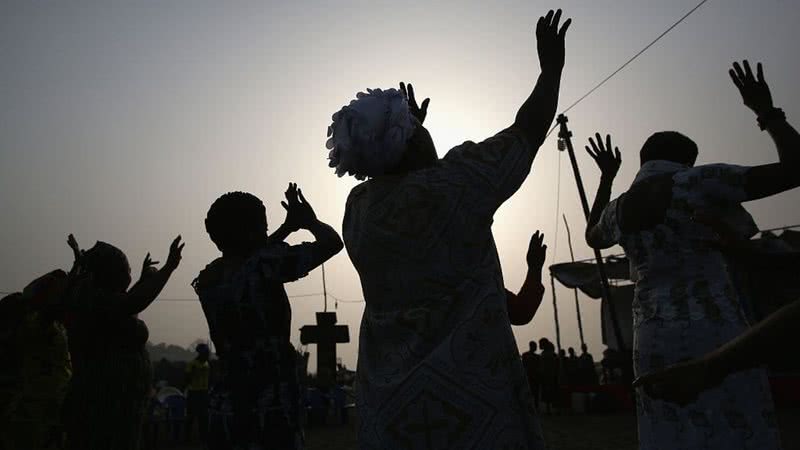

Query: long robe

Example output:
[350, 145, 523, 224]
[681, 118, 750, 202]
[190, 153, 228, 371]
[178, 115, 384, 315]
[343, 127, 545, 450]
[594, 160, 782, 450]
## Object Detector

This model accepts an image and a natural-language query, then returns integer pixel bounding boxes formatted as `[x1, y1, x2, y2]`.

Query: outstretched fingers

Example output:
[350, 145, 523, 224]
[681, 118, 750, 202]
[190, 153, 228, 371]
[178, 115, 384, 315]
[551, 9, 562, 29]
[559, 18, 572, 38]
[742, 60, 754, 81]
[729, 69, 744, 89]
[732, 61, 746, 82]
[297, 188, 309, 206]
[420, 97, 430, 114]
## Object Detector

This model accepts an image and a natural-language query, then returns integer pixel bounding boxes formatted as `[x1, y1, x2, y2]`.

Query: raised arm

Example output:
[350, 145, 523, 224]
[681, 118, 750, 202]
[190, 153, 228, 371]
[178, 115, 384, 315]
[118, 236, 184, 315]
[282, 185, 343, 272]
[585, 134, 622, 249]
[513, 10, 571, 150]
[507, 231, 547, 326]
[728, 61, 800, 200]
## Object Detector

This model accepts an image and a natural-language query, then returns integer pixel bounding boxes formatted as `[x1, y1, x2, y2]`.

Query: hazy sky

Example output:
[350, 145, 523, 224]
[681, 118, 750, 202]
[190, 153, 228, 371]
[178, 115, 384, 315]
[2, 0, 799, 371]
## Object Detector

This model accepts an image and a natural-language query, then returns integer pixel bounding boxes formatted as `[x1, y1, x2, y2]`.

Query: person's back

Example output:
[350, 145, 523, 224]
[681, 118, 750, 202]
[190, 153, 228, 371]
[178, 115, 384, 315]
[618, 161, 757, 325]
[583, 61, 800, 450]
[194, 187, 343, 449]
[335, 10, 571, 449]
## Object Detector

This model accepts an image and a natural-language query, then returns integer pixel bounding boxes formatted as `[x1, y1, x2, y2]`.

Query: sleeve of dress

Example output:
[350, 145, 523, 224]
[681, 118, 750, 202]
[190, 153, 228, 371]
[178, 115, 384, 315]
[593, 197, 623, 249]
[259, 243, 323, 284]
[673, 163, 757, 238]
[442, 126, 535, 210]
[674, 163, 750, 206]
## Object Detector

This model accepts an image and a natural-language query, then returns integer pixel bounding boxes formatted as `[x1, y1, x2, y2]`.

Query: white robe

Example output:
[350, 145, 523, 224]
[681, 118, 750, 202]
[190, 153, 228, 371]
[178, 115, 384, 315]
[343, 128, 545, 450]
[595, 160, 782, 450]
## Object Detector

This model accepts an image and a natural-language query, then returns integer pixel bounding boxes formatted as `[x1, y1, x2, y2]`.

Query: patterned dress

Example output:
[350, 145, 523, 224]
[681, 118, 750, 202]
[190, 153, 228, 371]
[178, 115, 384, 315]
[343, 127, 544, 450]
[594, 160, 782, 450]
[193, 242, 325, 450]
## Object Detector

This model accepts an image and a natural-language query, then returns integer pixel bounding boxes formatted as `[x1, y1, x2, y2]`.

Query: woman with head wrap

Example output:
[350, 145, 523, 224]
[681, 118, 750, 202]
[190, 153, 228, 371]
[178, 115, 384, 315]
[193, 184, 343, 450]
[62, 234, 184, 450]
[329, 10, 570, 450]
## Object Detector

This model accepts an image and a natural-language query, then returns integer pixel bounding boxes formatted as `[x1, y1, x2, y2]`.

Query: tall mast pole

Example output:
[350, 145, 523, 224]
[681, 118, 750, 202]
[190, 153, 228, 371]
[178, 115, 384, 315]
[322, 263, 328, 312]
[556, 114, 626, 351]
[562, 214, 585, 347]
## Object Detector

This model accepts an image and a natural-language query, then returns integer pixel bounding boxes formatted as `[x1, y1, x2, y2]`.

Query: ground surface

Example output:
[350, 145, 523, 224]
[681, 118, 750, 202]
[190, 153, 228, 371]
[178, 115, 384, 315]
[168, 409, 800, 450]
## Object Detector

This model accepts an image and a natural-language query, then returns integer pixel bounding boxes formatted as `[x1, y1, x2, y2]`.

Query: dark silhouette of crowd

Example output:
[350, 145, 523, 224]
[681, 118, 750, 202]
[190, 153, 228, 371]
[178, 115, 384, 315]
[2, 6, 800, 450]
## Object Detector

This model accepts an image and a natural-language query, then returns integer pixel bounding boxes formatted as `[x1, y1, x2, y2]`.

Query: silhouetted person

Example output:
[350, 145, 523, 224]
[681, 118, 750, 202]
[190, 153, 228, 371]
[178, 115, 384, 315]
[184, 343, 210, 444]
[0, 272, 71, 450]
[506, 231, 547, 325]
[577, 343, 597, 385]
[193, 184, 343, 450]
[331, 10, 570, 449]
[585, 61, 799, 450]
[521, 341, 541, 408]
[537, 340, 559, 414]
[63, 235, 184, 450]
[566, 347, 579, 385]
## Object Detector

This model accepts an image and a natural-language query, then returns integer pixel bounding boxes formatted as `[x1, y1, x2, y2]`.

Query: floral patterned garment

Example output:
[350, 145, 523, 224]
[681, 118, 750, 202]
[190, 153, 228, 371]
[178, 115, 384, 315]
[343, 127, 545, 450]
[193, 242, 323, 450]
[594, 160, 782, 450]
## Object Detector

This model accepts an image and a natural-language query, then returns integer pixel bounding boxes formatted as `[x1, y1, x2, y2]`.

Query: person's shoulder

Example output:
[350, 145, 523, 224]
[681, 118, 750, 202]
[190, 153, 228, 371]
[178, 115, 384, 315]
[192, 258, 225, 294]
[681, 163, 748, 179]
[443, 127, 528, 161]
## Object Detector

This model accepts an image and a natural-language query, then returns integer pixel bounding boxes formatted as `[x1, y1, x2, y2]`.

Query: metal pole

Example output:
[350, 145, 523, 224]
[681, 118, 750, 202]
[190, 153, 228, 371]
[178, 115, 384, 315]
[322, 263, 328, 312]
[556, 114, 626, 352]
[550, 274, 562, 354]
[562, 214, 586, 347]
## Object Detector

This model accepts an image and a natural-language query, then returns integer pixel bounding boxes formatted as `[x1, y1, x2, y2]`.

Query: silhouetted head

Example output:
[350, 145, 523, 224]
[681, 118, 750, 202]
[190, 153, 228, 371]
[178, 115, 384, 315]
[568, 347, 576, 357]
[205, 192, 268, 256]
[538, 337, 549, 349]
[640, 131, 698, 167]
[384, 124, 438, 175]
[82, 242, 132, 293]
[529, 341, 538, 352]
[558, 349, 566, 358]
[327, 88, 436, 179]
[581, 343, 588, 354]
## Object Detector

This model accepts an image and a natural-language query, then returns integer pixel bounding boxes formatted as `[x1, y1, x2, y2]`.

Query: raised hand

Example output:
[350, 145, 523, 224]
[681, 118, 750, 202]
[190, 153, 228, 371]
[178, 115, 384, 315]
[586, 133, 622, 180]
[163, 236, 184, 273]
[141, 253, 160, 279]
[729, 60, 773, 116]
[536, 9, 571, 73]
[399, 82, 430, 124]
[527, 231, 547, 270]
[281, 183, 318, 231]
[67, 234, 83, 262]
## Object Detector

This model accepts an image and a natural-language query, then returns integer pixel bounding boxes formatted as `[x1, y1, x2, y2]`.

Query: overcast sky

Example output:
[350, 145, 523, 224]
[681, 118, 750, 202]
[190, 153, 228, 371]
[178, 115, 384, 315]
[2, 0, 799, 371]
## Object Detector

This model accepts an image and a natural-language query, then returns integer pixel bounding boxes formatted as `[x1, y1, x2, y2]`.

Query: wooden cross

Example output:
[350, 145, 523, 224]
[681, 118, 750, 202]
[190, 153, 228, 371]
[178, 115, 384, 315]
[300, 312, 349, 387]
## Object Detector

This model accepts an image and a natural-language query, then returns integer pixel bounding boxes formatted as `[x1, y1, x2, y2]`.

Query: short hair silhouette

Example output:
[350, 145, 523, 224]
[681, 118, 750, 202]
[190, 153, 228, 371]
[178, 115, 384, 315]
[205, 192, 268, 253]
[82, 242, 132, 293]
[640, 131, 698, 167]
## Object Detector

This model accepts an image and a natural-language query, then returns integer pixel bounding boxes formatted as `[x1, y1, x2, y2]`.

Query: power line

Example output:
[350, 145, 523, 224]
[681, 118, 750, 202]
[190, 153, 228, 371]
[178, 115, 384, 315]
[545, 0, 713, 139]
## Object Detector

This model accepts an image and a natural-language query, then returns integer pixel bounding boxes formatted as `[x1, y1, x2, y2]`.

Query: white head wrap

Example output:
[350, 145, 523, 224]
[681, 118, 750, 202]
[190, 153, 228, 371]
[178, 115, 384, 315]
[326, 88, 417, 180]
